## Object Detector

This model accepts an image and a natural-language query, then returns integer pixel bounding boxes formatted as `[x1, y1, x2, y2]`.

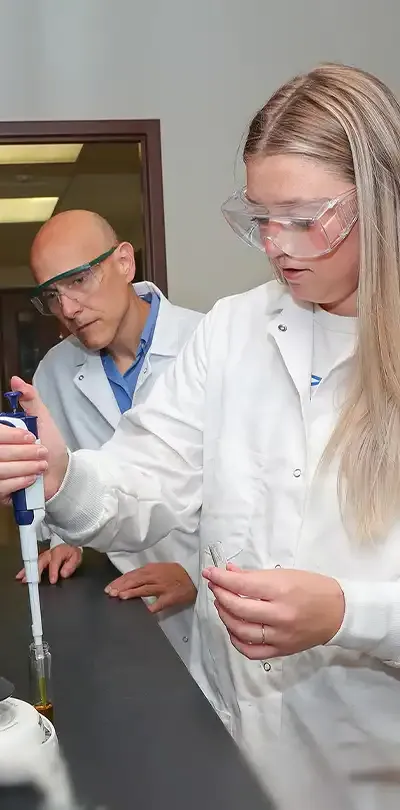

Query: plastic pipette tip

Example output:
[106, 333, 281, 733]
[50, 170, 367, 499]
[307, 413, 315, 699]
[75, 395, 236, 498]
[38, 675, 47, 706]
[33, 642, 47, 705]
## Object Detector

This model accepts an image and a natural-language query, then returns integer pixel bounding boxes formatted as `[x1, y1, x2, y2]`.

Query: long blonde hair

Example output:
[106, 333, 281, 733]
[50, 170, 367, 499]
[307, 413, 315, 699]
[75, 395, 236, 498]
[244, 63, 400, 541]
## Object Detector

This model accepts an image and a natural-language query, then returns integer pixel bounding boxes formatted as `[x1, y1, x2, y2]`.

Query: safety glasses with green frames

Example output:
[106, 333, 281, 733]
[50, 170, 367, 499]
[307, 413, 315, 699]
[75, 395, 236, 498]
[31, 245, 118, 316]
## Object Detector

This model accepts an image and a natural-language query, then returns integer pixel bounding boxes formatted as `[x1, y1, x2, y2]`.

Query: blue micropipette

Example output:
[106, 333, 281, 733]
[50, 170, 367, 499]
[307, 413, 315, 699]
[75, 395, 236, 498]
[0, 392, 46, 695]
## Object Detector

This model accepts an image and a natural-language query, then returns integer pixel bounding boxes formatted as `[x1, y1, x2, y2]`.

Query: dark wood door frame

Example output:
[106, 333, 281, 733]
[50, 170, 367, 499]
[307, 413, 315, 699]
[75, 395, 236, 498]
[0, 120, 168, 295]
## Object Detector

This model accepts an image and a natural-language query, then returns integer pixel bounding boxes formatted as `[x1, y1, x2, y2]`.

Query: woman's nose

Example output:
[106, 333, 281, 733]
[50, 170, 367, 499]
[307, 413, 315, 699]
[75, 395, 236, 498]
[263, 237, 283, 259]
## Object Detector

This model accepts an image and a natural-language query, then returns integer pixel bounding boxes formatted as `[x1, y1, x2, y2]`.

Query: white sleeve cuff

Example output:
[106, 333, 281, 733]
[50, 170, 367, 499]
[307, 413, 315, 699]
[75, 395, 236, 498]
[46, 450, 106, 543]
[37, 521, 65, 550]
[49, 534, 65, 549]
[326, 579, 400, 666]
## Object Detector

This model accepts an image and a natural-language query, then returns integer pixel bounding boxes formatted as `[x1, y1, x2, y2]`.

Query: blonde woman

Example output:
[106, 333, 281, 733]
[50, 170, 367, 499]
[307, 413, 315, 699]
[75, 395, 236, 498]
[1, 64, 400, 807]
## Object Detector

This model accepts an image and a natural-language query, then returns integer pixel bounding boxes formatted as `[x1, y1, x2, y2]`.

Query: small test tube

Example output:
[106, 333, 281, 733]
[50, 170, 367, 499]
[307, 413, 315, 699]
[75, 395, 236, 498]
[209, 544, 227, 568]
[28, 640, 54, 723]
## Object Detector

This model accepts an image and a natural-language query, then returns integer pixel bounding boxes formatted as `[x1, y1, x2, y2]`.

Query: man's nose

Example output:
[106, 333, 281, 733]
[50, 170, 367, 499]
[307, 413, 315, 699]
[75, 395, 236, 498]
[58, 293, 81, 319]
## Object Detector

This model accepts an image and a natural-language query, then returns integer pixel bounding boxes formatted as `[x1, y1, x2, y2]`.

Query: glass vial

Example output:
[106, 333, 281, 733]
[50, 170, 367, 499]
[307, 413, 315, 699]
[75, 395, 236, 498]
[28, 640, 54, 724]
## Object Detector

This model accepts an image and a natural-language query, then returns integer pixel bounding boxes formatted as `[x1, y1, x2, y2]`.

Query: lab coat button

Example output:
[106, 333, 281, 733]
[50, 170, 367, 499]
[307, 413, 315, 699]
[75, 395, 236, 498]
[263, 661, 271, 672]
[182, 636, 189, 643]
[78, 375, 84, 381]
[275, 564, 282, 569]
[278, 324, 287, 332]
[293, 468, 302, 478]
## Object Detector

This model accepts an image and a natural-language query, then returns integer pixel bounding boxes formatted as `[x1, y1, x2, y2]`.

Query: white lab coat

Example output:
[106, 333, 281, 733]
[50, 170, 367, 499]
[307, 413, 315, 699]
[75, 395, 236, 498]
[46, 280, 400, 809]
[34, 281, 203, 666]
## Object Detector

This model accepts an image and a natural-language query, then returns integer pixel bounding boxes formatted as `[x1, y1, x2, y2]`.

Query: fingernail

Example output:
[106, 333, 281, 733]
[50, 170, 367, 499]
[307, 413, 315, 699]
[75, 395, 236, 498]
[37, 447, 48, 458]
[109, 589, 117, 597]
[38, 461, 48, 471]
[104, 587, 110, 594]
[23, 432, 35, 442]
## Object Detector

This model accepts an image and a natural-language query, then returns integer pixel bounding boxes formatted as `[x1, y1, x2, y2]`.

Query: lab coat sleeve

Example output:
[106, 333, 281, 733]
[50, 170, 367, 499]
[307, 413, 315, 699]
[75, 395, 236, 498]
[45, 308, 210, 554]
[326, 579, 400, 667]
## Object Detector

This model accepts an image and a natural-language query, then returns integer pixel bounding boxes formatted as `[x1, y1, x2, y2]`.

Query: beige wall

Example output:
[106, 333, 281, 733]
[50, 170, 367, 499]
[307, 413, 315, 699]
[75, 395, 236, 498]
[0, 0, 399, 311]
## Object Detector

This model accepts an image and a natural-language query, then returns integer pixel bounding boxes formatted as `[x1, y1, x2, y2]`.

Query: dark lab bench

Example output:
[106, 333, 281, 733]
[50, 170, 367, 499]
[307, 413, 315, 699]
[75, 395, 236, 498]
[0, 538, 272, 810]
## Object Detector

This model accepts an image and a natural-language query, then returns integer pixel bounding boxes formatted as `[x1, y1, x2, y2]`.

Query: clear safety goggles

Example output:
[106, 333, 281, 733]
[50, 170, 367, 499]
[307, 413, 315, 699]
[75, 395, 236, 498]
[31, 245, 118, 316]
[221, 188, 358, 259]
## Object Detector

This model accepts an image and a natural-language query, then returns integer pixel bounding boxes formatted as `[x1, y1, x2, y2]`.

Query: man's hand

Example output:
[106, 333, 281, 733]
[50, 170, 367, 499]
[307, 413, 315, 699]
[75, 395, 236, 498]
[16, 544, 83, 585]
[203, 564, 345, 660]
[0, 376, 68, 503]
[105, 562, 197, 613]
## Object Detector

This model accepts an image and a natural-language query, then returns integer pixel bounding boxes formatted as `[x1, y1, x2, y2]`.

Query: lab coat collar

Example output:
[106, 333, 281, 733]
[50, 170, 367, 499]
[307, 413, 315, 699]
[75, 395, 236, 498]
[71, 280, 178, 367]
[71, 280, 180, 428]
[133, 281, 184, 358]
[266, 285, 313, 404]
[73, 352, 121, 429]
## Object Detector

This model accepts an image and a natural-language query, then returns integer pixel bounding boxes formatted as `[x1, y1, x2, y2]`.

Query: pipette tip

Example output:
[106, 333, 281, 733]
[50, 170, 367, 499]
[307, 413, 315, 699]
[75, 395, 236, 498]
[32, 641, 47, 704]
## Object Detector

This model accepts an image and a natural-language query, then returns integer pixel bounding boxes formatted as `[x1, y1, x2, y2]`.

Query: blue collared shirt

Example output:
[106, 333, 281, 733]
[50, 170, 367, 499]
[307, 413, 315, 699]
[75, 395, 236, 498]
[101, 292, 160, 413]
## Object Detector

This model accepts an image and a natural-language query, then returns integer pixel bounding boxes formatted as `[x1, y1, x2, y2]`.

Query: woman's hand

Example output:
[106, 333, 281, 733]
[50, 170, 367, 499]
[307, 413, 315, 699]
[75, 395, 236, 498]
[0, 376, 68, 503]
[202, 564, 345, 660]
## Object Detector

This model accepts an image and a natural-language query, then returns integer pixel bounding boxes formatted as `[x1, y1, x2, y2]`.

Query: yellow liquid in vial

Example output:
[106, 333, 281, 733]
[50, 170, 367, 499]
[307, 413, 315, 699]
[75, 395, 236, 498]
[35, 701, 54, 723]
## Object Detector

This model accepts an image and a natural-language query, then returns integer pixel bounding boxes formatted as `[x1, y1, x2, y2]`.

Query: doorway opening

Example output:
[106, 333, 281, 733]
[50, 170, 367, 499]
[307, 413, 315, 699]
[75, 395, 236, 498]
[0, 120, 167, 394]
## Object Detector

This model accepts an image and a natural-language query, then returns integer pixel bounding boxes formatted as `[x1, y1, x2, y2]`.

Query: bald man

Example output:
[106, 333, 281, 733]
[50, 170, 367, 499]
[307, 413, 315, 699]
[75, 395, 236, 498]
[17, 209, 203, 665]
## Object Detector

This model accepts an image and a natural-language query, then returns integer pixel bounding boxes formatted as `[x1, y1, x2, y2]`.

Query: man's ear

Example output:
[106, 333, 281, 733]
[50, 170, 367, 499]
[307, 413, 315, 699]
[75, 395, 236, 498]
[117, 242, 136, 283]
